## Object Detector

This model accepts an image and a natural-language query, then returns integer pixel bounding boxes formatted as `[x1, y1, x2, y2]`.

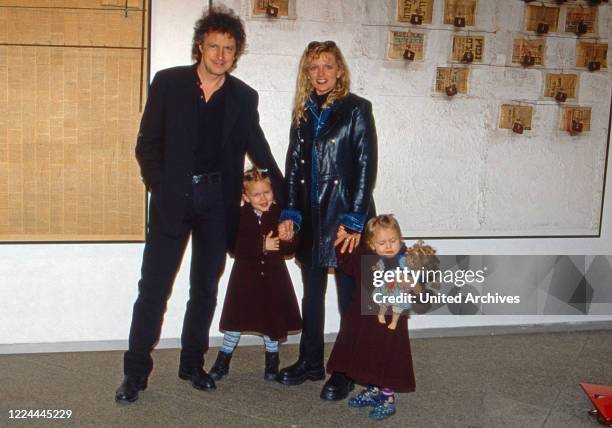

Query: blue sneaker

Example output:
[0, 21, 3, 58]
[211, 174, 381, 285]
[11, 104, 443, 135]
[368, 400, 397, 420]
[348, 387, 382, 408]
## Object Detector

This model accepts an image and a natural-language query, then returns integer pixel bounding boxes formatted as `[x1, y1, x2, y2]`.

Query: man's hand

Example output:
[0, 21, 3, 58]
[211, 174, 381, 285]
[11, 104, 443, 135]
[333, 225, 361, 254]
[264, 231, 280, 252]
[278, 220, 294, 241]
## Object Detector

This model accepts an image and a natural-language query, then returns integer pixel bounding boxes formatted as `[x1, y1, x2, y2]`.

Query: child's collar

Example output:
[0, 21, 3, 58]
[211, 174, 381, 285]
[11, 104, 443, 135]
[374, 244, 408, 270]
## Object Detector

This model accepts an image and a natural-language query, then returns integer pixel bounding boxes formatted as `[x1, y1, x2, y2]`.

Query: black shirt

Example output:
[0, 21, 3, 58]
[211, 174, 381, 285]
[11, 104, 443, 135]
[194, 69, 227, 174]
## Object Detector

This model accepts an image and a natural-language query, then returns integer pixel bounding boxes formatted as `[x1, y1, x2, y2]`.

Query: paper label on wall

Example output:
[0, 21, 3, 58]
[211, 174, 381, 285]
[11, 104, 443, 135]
[388, 31, 425, 60]
[511, 38, 545, 66]
[565, 7, 598, 34]
[576, 42, 608, 68]
[560, 107, 592, 132]
[525, 5, 560, 32]
[499, 105, 533, 130]
[451, 35, 485, 63]
[397, 0, 434, 24]
[443, 0, 477, 26]
[544, 74, 578, 99]
[435, 67, 470, 94]
[252, 0, 289, 17]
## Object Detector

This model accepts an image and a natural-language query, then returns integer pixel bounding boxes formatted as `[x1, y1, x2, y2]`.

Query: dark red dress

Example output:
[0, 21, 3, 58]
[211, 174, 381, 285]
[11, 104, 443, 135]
[326, 247, 416, 392]
[219, 203, 302, 341]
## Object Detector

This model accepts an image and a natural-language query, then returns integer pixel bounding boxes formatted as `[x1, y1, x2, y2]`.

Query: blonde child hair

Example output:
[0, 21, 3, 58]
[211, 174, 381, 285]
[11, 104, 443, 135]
[364, 215, 440, 271]
[364, 214, 402, 250]
[242, 167, 271, 191]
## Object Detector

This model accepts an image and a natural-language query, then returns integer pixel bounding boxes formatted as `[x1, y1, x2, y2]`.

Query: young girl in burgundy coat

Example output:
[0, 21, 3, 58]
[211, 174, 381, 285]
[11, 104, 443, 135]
[209, 168, 302, 381]
[327, 214, 438, 420]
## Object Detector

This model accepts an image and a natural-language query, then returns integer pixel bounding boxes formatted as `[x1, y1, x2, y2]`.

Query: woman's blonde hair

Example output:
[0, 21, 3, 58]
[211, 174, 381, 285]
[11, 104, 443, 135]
[364, 214, 402, 250]
[291, 41, 351, 127]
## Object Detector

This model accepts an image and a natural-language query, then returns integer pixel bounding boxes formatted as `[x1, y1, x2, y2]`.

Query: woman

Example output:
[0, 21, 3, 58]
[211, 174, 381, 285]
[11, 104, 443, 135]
[277, 40, 377, 401]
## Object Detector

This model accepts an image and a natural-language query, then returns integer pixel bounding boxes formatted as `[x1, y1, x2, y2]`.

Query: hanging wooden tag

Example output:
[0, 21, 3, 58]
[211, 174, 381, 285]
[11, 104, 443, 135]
[512, 120, 525, 134]
[411, 14, 423, 25]
[266, 4, 279, 17]
[403, 49, 416, 60]
[555, 91, 568, 103]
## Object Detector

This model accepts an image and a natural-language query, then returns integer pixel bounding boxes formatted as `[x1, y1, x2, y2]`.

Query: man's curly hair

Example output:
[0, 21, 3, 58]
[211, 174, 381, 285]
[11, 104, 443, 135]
[191, 6, 246, 69]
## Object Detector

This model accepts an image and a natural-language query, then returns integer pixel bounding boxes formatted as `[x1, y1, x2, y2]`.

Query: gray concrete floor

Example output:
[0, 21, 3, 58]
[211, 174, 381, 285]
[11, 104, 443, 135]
[1, 330, 611, 427]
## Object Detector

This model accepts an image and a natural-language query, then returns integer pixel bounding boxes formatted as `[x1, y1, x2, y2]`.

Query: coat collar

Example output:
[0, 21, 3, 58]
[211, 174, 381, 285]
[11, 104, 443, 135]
[241, 202, 279, 229]
[301, 95, 348, 140]
[316, 100, 344, 139]
[373, 244, 408, 271]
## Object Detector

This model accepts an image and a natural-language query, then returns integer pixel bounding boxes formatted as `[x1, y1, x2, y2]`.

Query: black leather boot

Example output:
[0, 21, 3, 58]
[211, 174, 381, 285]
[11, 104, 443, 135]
[178, 366, 216, 391]
[320, 372, 354, 401]
[115, 375, 147, 403]
[209, 351, 232, 381]
[277, 359, 326, 385]
[264, 352, 279, 381]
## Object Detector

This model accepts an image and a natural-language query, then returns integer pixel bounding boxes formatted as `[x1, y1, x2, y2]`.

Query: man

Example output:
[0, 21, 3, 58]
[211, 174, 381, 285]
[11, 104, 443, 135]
[115, 7, 284, 403]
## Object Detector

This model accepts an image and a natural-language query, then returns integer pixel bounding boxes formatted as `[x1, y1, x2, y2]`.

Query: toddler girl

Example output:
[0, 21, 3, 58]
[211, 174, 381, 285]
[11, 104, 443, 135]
[326, 214, 438, 420]
[210, 168, 302, 381]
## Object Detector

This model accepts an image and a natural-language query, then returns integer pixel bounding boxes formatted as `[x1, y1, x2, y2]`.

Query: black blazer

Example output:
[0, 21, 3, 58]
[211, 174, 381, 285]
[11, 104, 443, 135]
[135, 65, 284, 251]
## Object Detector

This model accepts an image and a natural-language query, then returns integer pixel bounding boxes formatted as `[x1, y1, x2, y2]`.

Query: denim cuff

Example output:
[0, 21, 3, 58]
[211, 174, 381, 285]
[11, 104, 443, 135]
[341, 212, 366, 233]
[280, 209, 302, 230]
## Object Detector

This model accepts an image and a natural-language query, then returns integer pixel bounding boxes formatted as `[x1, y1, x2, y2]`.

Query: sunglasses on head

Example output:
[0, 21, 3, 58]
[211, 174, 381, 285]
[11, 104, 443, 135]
[307, 40, 337, 50]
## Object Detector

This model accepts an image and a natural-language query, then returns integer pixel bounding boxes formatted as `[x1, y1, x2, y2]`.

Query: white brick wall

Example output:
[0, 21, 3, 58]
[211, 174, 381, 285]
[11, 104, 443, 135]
[197, 0, 612, 237]
[1, 1, 611, 349]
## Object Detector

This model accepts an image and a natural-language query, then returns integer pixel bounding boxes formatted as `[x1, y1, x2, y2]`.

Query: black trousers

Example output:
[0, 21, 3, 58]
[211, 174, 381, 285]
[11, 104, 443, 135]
[298, 263, 355, 366]
[123, 180, 227, 378]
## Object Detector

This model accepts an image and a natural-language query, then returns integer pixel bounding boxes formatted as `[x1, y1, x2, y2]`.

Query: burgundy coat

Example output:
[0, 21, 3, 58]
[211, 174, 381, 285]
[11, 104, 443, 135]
[219, 203, 302, 341]
[326, 246, 416, 392]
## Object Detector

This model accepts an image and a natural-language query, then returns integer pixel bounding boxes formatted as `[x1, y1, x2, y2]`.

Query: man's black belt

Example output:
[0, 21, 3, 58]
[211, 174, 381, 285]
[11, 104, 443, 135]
[192, 172, 222, 185]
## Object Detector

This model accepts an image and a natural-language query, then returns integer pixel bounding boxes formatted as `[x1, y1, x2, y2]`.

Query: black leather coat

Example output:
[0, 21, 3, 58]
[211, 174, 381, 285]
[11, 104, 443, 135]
[285, 93, 377, 267]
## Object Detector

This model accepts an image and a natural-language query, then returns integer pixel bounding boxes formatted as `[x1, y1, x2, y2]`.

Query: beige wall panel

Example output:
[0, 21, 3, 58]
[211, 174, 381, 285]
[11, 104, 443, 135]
[0, 1, 143, 8]
[0, 3, 147, 241]
[0, 7, 143, 47]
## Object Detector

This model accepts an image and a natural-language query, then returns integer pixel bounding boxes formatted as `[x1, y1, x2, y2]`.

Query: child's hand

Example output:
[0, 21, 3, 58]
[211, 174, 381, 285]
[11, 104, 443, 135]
[401, 276, 415, 288]
[264, 231, 280, 252]
[410, 282, 425, 294]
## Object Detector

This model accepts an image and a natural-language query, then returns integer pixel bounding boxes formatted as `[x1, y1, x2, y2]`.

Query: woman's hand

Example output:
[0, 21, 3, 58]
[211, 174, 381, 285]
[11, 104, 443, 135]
[333, 225, 361, 254]
[278, 220, 294, 241]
